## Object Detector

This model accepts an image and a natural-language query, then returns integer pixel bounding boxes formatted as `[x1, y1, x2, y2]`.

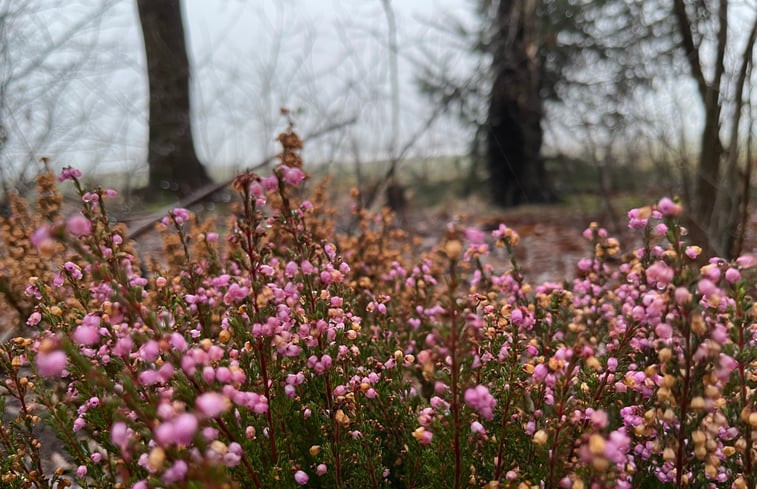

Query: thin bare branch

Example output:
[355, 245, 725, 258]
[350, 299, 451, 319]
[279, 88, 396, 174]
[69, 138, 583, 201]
[673, 0, 709, 101]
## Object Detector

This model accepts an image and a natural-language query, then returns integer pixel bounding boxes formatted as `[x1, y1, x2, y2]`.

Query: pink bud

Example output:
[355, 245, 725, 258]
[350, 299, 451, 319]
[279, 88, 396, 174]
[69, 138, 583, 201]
[36, 350, 67, 377]
[67, 214, 92, 237]
[294, 470, 309, 485]
[196, 392, 230, 418]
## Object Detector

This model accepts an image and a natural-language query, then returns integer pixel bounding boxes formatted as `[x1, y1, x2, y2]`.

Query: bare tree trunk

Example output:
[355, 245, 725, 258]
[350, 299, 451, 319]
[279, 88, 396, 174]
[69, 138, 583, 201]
[673, 0, 729, 256]
[487, 0, 553, 207]
[712, 14, 757, 256]
[136, 0, 210, 198]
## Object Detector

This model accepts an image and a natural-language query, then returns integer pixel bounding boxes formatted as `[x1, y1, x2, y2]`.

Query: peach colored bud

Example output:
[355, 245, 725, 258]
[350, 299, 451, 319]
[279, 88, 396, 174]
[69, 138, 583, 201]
[585, 356, 600, 371]
[694, 445, 707, 460]
[588, 434, 605, 456]
[533, 430, 548, 446]
[663, 447, 676, 462]
[147, 447, 165, 471]
[658, 348, 672, 363]
[690, 397, 705, 411]
[444, 240, 462, 260]
[335, 410, 350, 427]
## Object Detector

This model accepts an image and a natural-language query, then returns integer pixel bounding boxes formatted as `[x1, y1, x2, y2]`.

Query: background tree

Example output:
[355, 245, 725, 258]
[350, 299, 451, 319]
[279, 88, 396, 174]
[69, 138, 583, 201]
[419, 0, 676, 208]
[136, 0, 210, 198]
[486, 0, 551, 206]
[673, 0, 757, 258]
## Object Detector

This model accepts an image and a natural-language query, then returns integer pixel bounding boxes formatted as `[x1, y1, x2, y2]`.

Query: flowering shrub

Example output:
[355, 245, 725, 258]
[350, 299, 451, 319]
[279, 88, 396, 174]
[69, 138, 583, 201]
[0, 132, 755, 489]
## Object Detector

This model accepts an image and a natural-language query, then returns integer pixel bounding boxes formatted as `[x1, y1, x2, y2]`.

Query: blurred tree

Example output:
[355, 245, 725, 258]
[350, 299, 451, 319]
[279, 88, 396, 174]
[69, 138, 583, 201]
[486, 0, 551, 206]
[673, 0, 757, 258]
[418, 0, 674, 207]
[136, 0, 211, 198]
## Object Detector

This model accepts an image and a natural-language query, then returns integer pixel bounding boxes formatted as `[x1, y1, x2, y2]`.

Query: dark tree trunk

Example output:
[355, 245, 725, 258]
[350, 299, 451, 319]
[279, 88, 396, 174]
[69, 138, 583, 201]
[136, 0, 210, 198]
[486, 0, 553, 207]
[692, 102, 722, 226]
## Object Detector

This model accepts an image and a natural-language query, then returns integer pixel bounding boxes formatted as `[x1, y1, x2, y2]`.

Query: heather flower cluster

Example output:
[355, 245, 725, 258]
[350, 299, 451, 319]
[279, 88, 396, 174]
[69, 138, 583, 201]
[0, 132, 755, 489]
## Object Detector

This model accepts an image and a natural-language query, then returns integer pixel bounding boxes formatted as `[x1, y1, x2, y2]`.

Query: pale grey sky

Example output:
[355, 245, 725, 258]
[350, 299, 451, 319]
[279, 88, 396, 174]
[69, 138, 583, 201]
[1, 0, 754, 184]
[1, 0, 477, 180]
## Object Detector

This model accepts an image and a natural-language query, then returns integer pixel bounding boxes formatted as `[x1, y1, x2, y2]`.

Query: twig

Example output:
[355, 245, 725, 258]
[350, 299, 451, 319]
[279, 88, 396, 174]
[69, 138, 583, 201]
[126, 117, 357, 240]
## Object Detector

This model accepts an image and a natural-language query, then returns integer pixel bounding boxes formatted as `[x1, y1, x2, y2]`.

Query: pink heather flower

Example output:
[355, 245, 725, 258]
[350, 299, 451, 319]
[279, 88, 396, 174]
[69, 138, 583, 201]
[653, 223, 668, 237]
[285, 261, 298, 277]
[261, 175, 278, 192]
[657, 197, 682, 217]
[300, 200, 314, 212]
[216, 367, 231, 383]
[223, 283, 249, 304]
[471, 421, 486, 435]
[73, 324, 100, 346]
[627, 208, 648, 229]
[30, 225, 51, 248]
[464, 385, 497, 420]
[196, 392, 230, 418]
[132, 481, 147, 489]
[465, 227, 486, 245]
[113, 337, 134, 357]
[294, 470, 309, 485]
[66, 214, 92, 236]
[169, 332, 187, 352]
[27, 311, 41, 326]
[674, 287, 692, 305]
[171, 208, 190, 224]
[316, 464, 327, 476]
[604, 430, 631, 464]
[64, 261, 83, 280]
[58, 167, 82, 182]
[416, 429, 433, 445]
[607, 357, 618, 372]
[685, 246, 702, 259]
[73, 417, 86, 432]
[82, 192, 99, 203]
[138, 370, 160, 386]
[111, 422, 128, 446]
[155, 413, 197, 446]
[202, 366, 215, 383]
[36, 350, 67, 377]
[646, 261, 674, 288]
[76, 465, 87, 477]
[736, 254, 755, 269]
[163, 460, 188, 484]
[590, 409, 609, 429]
[224, 447, 242, 467]
[697, 279, 718, 297]
[281, 166, 306, 186]
[655, 323, 672, 340]
[139, 340, 160, 362]
[725, 268, 740, 283]
[716, 354, 738, 382]
[532, 363, 548, 383]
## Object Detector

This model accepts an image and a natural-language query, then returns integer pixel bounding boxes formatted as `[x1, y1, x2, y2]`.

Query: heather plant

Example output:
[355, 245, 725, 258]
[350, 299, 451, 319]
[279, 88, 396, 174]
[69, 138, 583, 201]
[0, 131, 755, 489]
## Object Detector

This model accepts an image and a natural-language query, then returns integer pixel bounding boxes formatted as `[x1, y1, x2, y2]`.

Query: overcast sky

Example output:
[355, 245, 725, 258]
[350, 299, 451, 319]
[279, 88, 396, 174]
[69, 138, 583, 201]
[1, 0, 477, 180]
[1, 0, 753, 184]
